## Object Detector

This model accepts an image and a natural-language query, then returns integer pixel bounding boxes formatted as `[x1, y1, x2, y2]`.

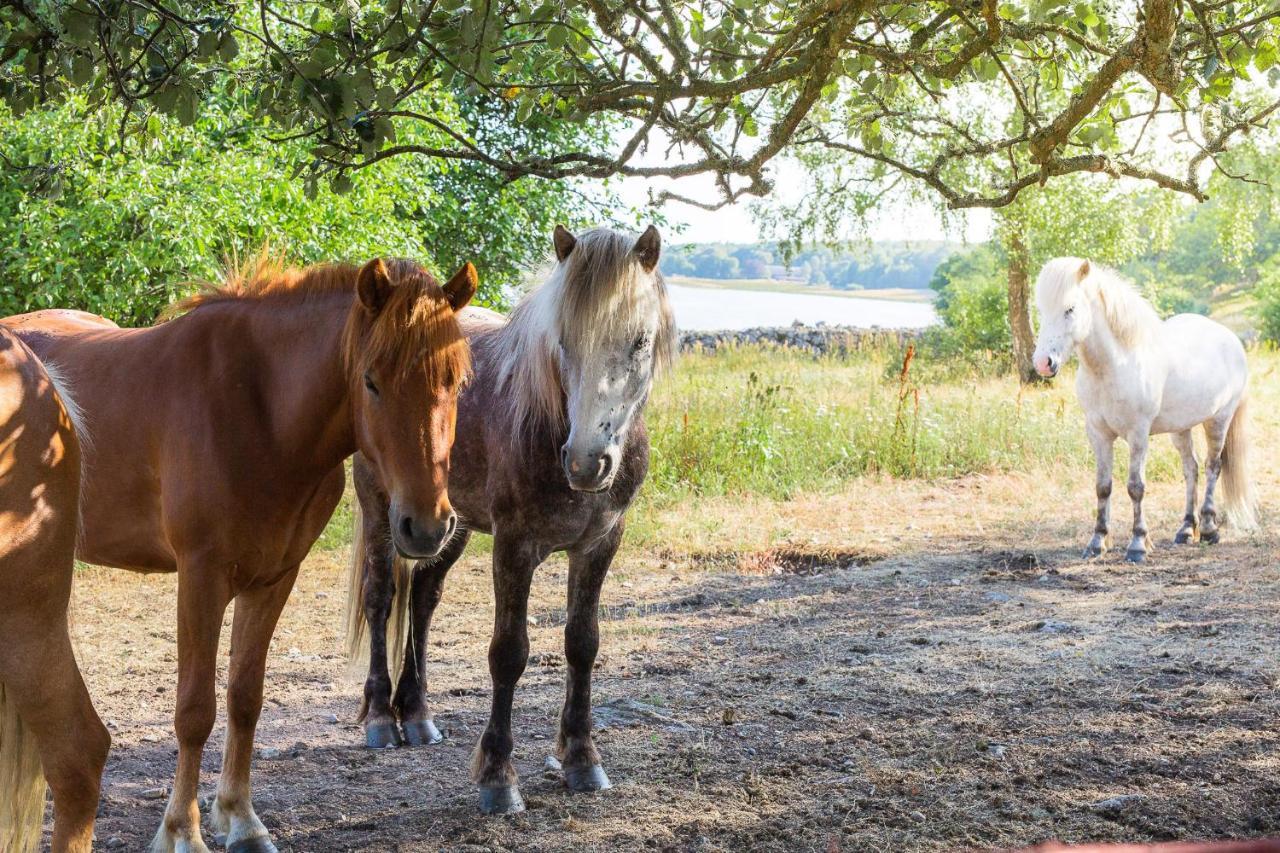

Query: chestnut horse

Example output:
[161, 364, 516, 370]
[345, 226, 675, 813]
[0, 329, 109, 853]
[1, 254, 476, 852]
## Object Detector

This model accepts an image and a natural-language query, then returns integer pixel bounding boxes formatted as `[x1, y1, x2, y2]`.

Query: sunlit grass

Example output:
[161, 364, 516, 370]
[314, 343, 1280, 555]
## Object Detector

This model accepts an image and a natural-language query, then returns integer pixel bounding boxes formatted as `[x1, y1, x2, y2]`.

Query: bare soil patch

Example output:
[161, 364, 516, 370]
[71, 472, 1280, 851]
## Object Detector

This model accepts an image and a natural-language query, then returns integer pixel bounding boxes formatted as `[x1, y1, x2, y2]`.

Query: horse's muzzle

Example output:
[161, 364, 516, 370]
[392, 510, 456, 559]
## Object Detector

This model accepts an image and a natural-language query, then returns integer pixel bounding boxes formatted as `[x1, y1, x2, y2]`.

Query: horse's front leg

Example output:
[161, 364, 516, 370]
[1124, 431, 1153, 563]
[1084, 423, 1115, 559]
[471, 533, 543, 815]
[211, 566, 299, 853]
[1171, 430, 1199, 544]
[558, 522, 623, 793]
[150, 568, 232, 853]
[393, 529, 470, 746]
[356, 489, 402, 749]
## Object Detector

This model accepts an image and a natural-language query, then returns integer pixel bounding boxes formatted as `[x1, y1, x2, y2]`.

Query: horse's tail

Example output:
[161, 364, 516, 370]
[1220, 393, 1259, 532]
[343, 501, 413, 722]
[0, 681, 47, 853]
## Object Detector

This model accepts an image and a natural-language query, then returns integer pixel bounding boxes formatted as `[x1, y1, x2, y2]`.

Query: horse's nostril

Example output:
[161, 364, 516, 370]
[598, 453, 614, 480]
[399, 514, 416, 542]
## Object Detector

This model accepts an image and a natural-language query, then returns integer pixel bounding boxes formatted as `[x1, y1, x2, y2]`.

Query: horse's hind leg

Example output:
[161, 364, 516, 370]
[394, 530, 470, 746]
[557, 522, 624, 794]
[1, 625, 109, 853]
[1172, 430, 1199, 545]
[1084, 422, 1115, 559]
[211, 566, 299, 853]
[1123, 431, 1153, 563]
[1198, 416, 1230, 545]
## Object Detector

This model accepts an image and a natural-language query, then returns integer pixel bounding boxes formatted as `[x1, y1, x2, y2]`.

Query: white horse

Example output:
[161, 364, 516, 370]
[1032, 257, 1258, 563]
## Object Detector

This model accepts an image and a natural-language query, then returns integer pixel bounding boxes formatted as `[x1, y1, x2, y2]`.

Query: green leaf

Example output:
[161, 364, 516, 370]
[546, 24, 569, 49]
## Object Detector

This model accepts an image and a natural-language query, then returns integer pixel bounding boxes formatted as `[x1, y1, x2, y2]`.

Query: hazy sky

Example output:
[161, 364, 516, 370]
[615, 168, 994, 245]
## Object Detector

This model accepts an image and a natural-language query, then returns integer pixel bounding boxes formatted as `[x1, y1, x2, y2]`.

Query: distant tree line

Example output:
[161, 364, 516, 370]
[661, 242, 954, 291]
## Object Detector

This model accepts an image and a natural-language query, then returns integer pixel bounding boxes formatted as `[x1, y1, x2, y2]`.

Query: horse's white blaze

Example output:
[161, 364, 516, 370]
[1033, 257, 1257, 558]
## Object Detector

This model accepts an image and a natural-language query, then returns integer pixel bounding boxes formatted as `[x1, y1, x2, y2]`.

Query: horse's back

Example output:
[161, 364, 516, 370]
[1152, 313, 1248, 433]
[459, 305, 507, 339]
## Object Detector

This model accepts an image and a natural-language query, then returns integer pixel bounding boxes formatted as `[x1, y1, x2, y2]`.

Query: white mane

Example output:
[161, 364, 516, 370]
[483, 228, 676, 440]
[1037, 256, 1161, 349]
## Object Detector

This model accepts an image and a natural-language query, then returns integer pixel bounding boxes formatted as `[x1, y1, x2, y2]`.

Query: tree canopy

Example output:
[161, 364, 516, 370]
[3, 1, 1277, 210]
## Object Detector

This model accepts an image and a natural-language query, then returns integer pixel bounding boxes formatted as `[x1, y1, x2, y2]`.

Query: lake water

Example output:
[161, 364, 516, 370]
[667, 283, 938, 331]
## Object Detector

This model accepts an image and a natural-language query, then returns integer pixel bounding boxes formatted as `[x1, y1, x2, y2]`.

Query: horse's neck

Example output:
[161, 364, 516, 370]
[1077, 300, 1128, 377]
[246, 295, 355, 472]
[482, 316, 570, 437]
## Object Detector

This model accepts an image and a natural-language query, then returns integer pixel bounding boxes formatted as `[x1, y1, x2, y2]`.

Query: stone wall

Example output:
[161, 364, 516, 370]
[679, 322, 922, 355]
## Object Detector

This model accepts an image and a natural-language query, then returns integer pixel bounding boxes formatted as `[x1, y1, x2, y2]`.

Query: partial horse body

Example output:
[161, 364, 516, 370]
[1, 254, 475, 852]
[345, 225, 675, 813]
[1033, 257, 1257, 562]
[0, 327, 109, 853]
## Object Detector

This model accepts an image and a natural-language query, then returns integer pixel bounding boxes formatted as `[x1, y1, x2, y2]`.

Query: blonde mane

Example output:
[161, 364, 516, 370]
[483, 228, 676, 440]
[165, 249, 469, 386]
[1038, 256, 1161, 350]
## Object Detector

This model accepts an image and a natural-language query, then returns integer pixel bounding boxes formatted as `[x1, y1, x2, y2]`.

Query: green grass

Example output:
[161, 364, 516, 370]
[643, 343, 1114, 502]
[314, 343, 1280, 555]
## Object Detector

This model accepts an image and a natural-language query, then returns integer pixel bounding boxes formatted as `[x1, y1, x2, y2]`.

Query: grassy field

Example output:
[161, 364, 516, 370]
[313, 342, 1280, 557]
[666, 274, 936, 303]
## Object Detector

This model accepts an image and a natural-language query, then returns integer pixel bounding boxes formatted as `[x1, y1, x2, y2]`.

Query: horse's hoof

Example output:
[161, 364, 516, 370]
[1124, 548, 1146, 564]
[365, 722, 402, 749]
[564, 764, 612, 792]
[1201, 529, 1221, 545]
[401, 718, 443, 746]
[1174, 531, 1193, 545]
[478, 785, 526, 815]
[1083, 545, 1104, 560]
[228, 838, 279, 853]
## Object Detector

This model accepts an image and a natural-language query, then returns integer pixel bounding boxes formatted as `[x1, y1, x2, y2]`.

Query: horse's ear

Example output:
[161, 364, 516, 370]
[633, 225, 661, 272]
[357, 258, 393, 313]
[553, 225, 577, 262]
[1076, 259, 1091, 282]
[443, 262, 478, 312]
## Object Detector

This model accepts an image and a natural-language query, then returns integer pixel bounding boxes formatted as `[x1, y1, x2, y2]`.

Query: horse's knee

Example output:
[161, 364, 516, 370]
[1096, 481, 1112, 500]
[563, 622, 600, 672]
[174, 692, 217, 747]
[488, 634, 529, 685]
[226, 683, 264, 731]
[1127, 479, 1144, 503]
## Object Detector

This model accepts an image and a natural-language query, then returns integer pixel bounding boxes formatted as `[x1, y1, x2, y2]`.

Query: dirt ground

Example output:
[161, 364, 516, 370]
[69, 468, 1280, 852]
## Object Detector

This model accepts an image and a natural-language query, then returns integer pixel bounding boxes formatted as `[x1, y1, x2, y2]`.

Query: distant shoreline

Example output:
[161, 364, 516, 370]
[666, 274, 937, 304]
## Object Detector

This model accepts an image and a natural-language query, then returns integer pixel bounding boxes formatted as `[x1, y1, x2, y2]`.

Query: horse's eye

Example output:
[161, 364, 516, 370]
[364, 373, 379, 396]
[632, 333, 650, 355]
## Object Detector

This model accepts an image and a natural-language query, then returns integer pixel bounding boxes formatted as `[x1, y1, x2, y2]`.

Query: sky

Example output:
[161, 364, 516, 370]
[614, 166, 994, 246]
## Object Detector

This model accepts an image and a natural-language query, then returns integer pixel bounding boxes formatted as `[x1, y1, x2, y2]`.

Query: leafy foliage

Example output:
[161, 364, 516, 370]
[0, 94, 613, 323]
[928, 243, 1009, 355]
[663, 241, 953, 290]
[1, 1, 1276, 211]
[1255, 256, 1280, 345]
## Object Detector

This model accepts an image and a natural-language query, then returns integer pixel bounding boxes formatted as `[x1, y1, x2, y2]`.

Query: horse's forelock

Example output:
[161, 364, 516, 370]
[342, 260, 471, 388]
[1035, 256, 1089, 314]
[491, 227, 676, 441]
